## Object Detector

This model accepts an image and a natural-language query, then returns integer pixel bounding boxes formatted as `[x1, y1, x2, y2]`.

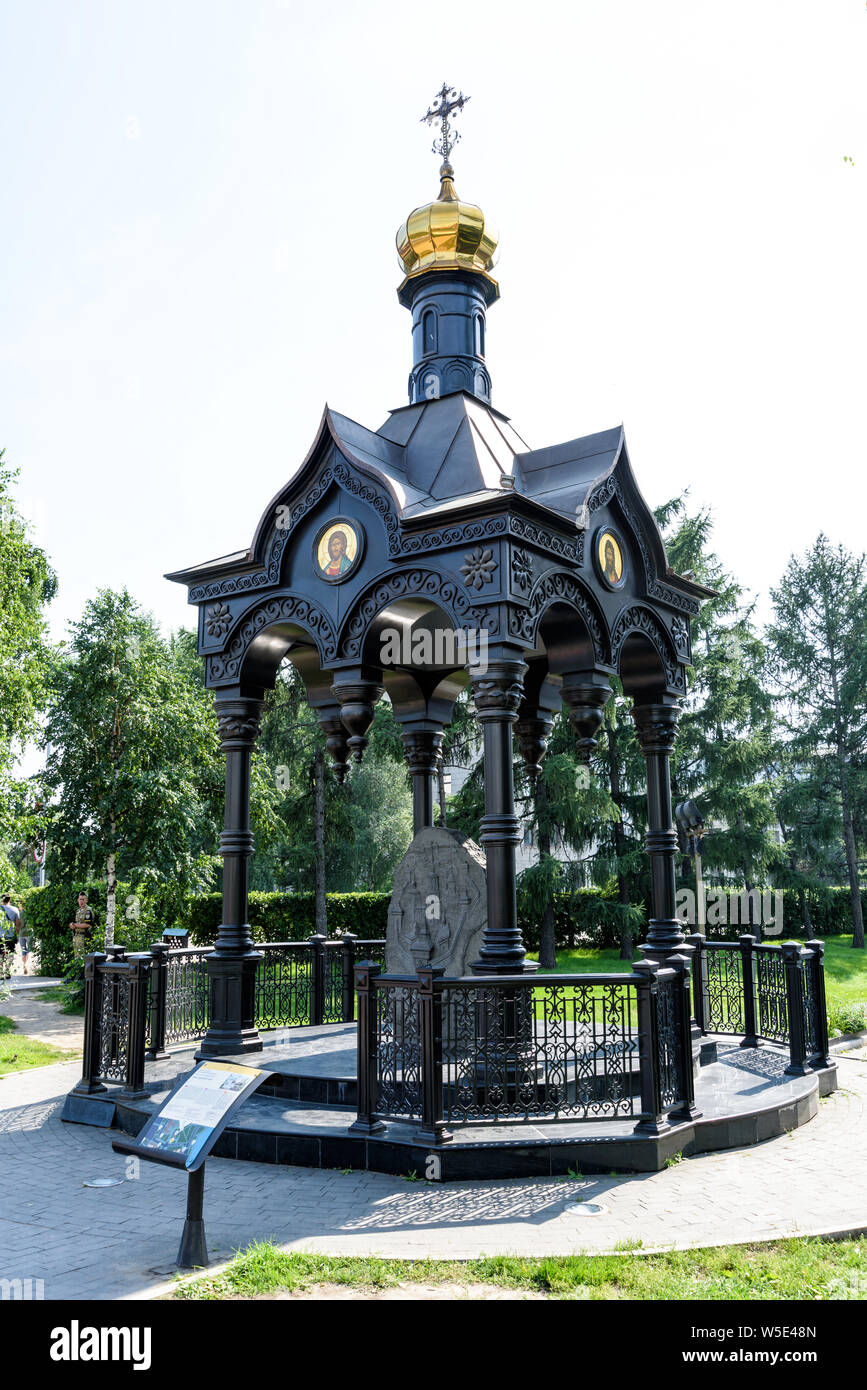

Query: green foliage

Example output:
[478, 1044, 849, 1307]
[42, 592, 227, 942]
[250, 667, 412, 892]
[184, 891, 390, 945]
[827, 1001, 866, 1039]
[0, 452, 57, 847]
[767, 535, 867, 947]
[20, 878, 157, 975]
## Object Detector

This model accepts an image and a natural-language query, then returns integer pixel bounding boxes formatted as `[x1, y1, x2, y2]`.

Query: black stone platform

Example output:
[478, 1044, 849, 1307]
[63, 1023, 838, 1180]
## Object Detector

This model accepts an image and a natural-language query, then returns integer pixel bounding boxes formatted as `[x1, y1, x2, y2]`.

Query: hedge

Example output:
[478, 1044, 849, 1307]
[184, 892, 391, 946]
[18, 880, 156, 976]
[18, 879, 867, 973]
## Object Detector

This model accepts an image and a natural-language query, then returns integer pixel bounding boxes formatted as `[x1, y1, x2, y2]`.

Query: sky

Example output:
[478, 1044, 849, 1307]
[1, 0, 865, 663]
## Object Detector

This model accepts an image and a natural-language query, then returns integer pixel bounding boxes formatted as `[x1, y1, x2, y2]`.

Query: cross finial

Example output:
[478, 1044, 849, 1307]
[420, 83, 470, 167]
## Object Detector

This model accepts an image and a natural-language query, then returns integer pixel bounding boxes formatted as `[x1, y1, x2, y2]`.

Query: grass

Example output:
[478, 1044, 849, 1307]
[528, 936, 867, 1016]
[0, 1015, 78, 1074]
[174, 1236, 867, 1301]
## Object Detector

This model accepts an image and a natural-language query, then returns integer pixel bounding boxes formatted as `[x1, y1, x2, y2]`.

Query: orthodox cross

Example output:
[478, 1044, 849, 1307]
[421, 83, 470, 164]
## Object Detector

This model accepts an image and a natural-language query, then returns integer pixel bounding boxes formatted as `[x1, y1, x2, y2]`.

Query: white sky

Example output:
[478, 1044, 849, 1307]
[1, 0, 865, 660]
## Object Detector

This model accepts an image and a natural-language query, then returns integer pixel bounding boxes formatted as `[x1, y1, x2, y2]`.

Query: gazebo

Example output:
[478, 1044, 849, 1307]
[166, 86, 709, 1061]
[66, 89, 834, 1178]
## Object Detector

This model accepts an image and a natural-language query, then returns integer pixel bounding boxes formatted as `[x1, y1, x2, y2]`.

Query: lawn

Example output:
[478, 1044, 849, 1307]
[0, 1015, 78, 1074]
[174, 1235, 867, 1301]
[529, 935, 867, 1015]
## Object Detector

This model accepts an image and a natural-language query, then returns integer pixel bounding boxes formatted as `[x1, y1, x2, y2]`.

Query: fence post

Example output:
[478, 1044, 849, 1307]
[417, 967, 451, 1147]
[686, 932, 705, 1033]
[805, 939, 831, 1067]
[121, 954, 151, 1098]
[671, 955, 700, 1120]
[308, 934, 327, 1027]
[349, 962, 385, 1135]
[632, 960, 669, 1135]
[782, 941, 808, 1075]
[145, 942, 169, 1059]
[340, 933, 357, 1023]
[73, 951, 108, 1095]
[739, 934, 758, 1048]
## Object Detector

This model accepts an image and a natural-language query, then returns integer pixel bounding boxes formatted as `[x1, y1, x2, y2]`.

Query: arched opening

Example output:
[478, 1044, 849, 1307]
[618, 631, 668, 702]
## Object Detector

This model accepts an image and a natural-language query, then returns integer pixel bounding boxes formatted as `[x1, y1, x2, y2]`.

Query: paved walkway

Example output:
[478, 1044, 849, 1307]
[0, 1047, 866, 1300]
[2, 986, 83, 1052]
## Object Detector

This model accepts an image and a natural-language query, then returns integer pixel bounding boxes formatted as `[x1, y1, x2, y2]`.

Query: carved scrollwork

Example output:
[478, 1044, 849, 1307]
[611, 604, 686, 692]
[508, 570, 609, 662]
[206, 594, 338, 684]
[338, 569, 496, 659]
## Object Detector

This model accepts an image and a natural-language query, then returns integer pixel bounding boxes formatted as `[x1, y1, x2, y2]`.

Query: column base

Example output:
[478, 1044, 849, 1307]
[470, 958, 539, 976]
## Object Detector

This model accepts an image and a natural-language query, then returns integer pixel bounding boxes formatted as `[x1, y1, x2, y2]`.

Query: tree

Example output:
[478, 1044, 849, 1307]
[767, 535, 867, 948]
[661, 498, 782, 929]
[43, 590, 226, 944]
[0, 452, 56, 847]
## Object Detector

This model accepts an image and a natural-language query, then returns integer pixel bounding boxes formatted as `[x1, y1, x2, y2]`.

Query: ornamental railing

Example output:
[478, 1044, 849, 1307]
[686, 933, 830, 1074]
[350, 957, 696, 1145]
[75, 933, 386, 1093]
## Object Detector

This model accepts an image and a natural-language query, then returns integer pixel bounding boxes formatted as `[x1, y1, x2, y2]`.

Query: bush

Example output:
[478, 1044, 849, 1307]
[20, 879, 160, 975]
[186, 891, 391, 946]
[827, 1002, 866, 1039]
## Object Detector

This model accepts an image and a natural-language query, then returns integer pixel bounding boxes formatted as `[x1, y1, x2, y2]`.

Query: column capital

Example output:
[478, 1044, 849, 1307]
[400, 727, 443, 775]
[214, 696, 264, 751]
[469, 657, 527, 717]
[631, 701, 681, 756]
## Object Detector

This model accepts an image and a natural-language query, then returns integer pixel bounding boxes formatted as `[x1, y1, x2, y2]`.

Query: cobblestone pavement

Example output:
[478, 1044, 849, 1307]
[0, 1052, 865, 1301]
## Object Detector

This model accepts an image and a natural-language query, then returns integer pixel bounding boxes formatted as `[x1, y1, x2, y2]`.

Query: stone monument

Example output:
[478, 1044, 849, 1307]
[386, 827, 486, 977]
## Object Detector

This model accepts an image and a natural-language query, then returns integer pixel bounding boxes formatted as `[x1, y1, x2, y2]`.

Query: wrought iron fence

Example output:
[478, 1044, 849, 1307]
[76, 933, 386, 1093]
[72, 948, 151, 1097]
[351, 959, 695, 1144]
[687, 933, 830, 1074]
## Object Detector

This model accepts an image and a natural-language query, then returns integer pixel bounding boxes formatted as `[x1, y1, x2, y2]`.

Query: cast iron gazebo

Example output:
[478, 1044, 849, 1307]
[167, 85, 709, 1061]
[65, 88, 835, 1179]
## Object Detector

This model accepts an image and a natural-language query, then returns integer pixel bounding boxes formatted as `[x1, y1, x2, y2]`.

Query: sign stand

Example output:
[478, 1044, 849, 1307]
[112, 1060, 270, 1275]
[177, 1164, 208, 1269]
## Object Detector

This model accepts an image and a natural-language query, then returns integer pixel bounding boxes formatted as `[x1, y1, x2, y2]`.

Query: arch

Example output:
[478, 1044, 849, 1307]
[474, 312, 485, 358]
[205, 592, 338, 687]
[611, 602, 685, 698]
[337, 568, 489, 662]
[509, 569, 611, 665]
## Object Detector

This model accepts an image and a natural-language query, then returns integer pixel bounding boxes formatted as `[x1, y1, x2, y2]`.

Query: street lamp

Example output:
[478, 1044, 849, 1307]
[675, 799, 706, 937]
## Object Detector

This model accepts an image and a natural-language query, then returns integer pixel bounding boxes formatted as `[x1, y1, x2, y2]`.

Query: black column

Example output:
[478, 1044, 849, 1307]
[198, 694, 264, 1056]
[470, 653, 534, 975]
[401, 728, 443, 834]
[632, 701, 686, 962]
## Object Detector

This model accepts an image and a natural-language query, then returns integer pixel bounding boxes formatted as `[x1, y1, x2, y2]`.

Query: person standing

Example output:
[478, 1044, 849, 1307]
[2, 895, 27, 975]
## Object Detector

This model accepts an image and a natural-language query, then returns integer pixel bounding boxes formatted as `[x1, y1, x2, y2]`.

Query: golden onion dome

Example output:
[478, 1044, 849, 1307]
[396, 161, 499, 292]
